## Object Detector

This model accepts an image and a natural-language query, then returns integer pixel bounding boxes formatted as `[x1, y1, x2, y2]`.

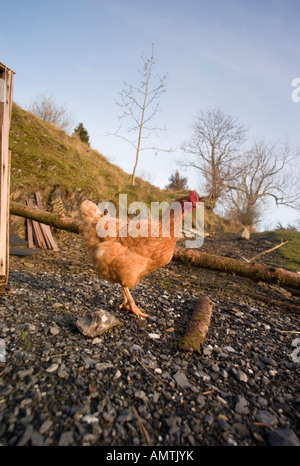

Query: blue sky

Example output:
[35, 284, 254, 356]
[1, 0, 300, 228]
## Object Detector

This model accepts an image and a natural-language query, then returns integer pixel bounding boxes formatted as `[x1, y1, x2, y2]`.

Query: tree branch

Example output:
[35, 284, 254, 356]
[10, 201, 83, 234]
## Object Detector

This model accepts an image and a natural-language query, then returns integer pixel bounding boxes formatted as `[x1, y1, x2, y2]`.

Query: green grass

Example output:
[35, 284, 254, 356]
[273, 230, 300, 272]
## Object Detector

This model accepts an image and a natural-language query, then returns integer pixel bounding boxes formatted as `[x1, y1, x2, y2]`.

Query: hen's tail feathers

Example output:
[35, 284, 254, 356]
[80, 200, 103, 249]
[80, 200, 101, 225]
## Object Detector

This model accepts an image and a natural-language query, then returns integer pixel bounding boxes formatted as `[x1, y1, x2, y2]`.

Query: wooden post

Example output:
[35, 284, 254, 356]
[0, 62, 14, 294]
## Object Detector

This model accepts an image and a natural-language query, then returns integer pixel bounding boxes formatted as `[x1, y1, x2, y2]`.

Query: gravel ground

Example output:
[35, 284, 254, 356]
[0, 232, 299, 447]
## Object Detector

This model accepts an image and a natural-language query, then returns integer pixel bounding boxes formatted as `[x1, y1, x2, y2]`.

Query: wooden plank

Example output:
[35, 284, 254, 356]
[0, 131, 6, 276]
[1, 70, 14, 284]
[0, 62, 8, 72]
[33, 223, 47, 249]
[35, 191, 57, 249]
[0, 65, 14, 288]
[0, 78, 5, 102]
[26, 218, 34, 248]
[0, 99, 8, 280]
[26, 199, 47, 249]
[35, 191, 58, 250]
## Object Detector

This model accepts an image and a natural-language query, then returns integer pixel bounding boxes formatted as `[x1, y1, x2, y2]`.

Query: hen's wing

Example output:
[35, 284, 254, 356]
[80, 200, 155, 249]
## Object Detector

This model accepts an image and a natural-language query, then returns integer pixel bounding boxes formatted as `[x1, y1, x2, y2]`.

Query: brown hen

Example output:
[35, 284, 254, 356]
[80, 191, 199, 318]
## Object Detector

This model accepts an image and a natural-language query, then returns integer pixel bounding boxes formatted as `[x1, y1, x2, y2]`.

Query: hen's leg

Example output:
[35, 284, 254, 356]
[119, 287, 148, 318]
[119, 287, 129, 308]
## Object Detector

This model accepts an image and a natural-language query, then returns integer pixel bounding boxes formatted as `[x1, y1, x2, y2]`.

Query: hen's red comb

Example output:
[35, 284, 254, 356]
[189, 191, 199, 203]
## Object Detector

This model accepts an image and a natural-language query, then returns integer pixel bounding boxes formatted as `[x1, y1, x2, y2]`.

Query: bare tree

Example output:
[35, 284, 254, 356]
[225, 139, 300, 226]
[29, 93, 74, 132]
[111, 46, 170, 186]
[180, 108, 247, 209]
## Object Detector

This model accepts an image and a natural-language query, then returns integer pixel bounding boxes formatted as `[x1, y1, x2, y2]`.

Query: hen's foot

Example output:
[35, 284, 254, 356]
[120, 287, 149, 318]
[119, 301, 148, 318]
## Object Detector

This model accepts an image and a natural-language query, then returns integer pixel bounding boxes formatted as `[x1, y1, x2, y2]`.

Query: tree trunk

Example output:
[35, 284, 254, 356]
[131, 148, 139, 186]
[173, 247, 300, 290]
[131, 74, 148, 187]
[9, 201, 300, 290]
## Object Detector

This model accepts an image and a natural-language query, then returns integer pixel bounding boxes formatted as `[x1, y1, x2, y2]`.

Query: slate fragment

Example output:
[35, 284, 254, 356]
[76, 309, 122, 337]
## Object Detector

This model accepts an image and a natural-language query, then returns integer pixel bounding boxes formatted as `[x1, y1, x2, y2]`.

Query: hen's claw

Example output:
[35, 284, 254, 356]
[120, 286, 148, 318]
[119, 301, 148, 318]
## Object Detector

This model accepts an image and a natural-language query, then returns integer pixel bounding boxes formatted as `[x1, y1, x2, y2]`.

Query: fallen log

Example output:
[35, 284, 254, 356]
[178, 296, 213, 354]
[10, 201, 83, 234]
[9, 201, 300, 290]
[173, 247, 300, 291]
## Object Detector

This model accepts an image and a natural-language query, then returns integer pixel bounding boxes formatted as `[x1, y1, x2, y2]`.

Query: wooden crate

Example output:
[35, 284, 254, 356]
[0, 62, 15, 293]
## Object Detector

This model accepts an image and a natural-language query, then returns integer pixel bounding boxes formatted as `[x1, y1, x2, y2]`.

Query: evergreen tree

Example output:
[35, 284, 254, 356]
[165, 170, 188, 191]
[73, 122, 90, 146]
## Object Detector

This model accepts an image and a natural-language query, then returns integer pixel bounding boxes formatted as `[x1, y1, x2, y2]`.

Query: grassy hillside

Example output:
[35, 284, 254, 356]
[9, 103, 243, 235]
[9, 103, 183, 208]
